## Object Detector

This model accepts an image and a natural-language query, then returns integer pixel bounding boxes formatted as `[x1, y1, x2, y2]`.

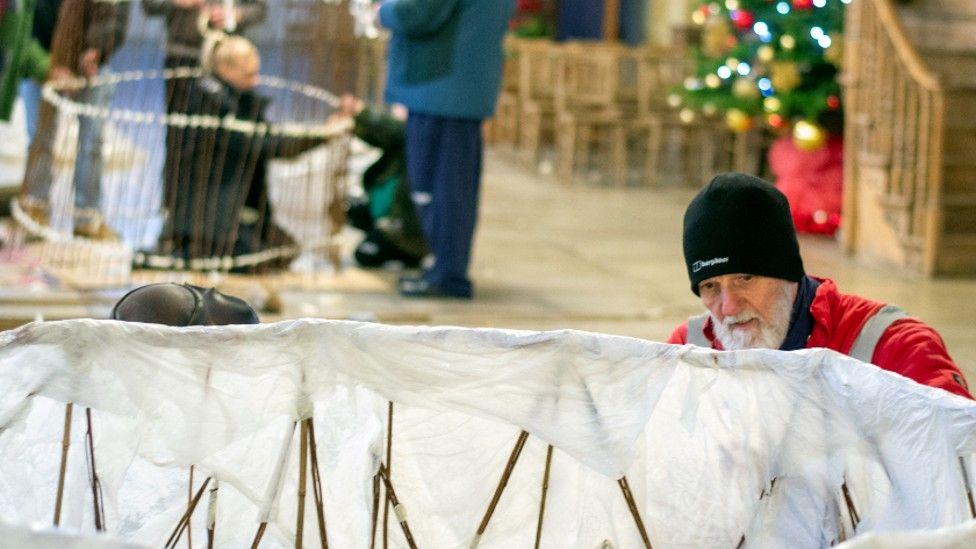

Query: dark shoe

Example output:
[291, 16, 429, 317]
[346, 202, 374, 233]
[397, 276, 472, 299]
[355, 231, 423, 269]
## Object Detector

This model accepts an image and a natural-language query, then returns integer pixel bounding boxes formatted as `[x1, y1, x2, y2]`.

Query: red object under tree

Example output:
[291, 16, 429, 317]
[768, 134, 843, 236]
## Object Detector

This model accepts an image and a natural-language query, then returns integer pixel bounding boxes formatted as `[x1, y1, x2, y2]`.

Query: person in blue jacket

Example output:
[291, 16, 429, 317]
[377, 0, 515, 298]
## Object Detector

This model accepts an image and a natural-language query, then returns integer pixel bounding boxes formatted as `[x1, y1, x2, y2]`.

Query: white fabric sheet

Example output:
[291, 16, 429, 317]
[0, 319, 974, 548]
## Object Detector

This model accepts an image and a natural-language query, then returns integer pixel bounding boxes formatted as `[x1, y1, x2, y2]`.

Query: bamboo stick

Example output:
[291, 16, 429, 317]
[250, 522, 268, 549]
[296, 421, 310, 548]
[53, 402, 74, 526]
[207, 479, 219, 549]
[533, 445, 554, 549]
[472, 430, 530, 546]
[85, 408, 105, 531]
[841, 481, 860, 531]
[617, 476, 652, 549]
[383, 402, 393, 549]
[188, 465, 195, 549]
[165, 477, 212, 549]
[370, 472, 380, 549]
[305, 418, 329, 548]
[960, 457, 976, 519]
[377, 463, 417, 549]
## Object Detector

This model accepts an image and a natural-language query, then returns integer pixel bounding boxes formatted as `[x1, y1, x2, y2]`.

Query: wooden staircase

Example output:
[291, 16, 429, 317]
[843, 0, 976, 275]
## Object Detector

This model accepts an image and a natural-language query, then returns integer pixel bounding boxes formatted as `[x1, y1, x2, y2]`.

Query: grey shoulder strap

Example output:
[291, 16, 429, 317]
[848, 304, 909, 363]
[686, 313, 711, 348]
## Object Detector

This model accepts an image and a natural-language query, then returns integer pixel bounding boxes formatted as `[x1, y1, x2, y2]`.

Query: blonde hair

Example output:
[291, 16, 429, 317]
[203, 35, 258, 74]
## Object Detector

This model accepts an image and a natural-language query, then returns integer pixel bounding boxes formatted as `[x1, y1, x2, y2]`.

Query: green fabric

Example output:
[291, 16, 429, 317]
[368, 176, 398, 219]
[1, 0, 48, 121]
[352, 107, 428, 258]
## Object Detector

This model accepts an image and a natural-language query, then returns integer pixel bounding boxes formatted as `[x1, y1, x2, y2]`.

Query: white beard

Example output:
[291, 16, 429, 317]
[710, 284, 795, 350]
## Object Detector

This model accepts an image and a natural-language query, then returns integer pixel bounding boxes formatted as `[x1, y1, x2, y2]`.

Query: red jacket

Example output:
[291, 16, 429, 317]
[667, 278, 972, 399]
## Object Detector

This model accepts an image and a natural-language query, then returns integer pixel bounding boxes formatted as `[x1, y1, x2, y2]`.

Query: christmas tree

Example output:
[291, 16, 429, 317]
[675, 0, 848, 151]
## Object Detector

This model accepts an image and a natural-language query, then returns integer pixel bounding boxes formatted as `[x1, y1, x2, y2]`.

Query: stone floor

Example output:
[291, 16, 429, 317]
[277, 150, 976, 382]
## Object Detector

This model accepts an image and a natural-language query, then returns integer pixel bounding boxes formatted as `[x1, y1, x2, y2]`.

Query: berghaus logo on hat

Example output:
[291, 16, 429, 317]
[692, 256, 729, 273]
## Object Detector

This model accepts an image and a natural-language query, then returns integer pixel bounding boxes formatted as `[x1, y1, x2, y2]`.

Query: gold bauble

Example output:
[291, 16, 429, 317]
[705, 74, 722, 88]
[679, 108, 697, 124]
[692, 10, 707, 25]
[763, 96, 782, 113]
[824, 34, 844, 67]
[726, 57, 740, 70]
[702, 19, 732, 57]
[770, 61, 802, 92]
[757, 45, 775, 63]
[779, 34, 797, 50]
[732, 78, 760, 99]
[725, 109, 754, 133]
[793, 120, 827, 151]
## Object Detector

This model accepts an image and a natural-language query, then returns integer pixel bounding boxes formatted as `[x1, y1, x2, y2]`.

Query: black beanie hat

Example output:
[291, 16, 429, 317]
[683, 173, 805, 295]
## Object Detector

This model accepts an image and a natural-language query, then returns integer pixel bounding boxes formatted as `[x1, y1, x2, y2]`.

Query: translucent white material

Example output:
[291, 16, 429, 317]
[0, 319, 974, 548]
[835, 519, 976, 549]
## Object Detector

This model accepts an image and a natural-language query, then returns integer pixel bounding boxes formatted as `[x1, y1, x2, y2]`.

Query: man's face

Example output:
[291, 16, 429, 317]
[698, 274, 797, 350]
[217, 53, 260, 91]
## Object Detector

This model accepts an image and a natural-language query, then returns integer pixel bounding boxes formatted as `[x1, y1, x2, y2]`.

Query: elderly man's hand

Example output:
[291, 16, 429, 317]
[339, 94, 365, 117]
[79, 49, 101, 79]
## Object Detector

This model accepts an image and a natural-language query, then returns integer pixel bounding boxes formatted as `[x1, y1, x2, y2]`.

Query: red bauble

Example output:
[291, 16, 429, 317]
[767, 114, 785, 129]
[826, 95, 841, 110]
[517, 0, 544, 12]
[730, 10, 755, 31]
[792, 0, 814, 9]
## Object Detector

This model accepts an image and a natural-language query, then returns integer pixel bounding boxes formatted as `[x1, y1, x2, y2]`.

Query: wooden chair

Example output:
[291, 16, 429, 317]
[487, 35, 522, 146]
[635, 49, 728, 187]
[554, 42, 628, 186]
[517, 39, 563, 166]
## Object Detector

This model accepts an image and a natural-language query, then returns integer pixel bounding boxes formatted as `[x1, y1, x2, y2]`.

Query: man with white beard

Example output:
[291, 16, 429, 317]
[668, 173, 972, 399]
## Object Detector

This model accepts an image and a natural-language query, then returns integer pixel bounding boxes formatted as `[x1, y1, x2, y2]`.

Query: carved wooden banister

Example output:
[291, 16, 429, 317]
[843, 0, 948, 274]
[865, 0, 943, 92]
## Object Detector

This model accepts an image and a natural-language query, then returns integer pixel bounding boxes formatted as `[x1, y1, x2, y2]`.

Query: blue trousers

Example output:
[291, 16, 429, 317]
[405, 113, 483, 297]
[23, 75, 114, 223]
[18, 79, 42, 140]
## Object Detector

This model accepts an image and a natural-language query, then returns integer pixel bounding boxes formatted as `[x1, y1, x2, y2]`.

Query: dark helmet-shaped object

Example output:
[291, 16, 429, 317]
[111, 283, 259, 326]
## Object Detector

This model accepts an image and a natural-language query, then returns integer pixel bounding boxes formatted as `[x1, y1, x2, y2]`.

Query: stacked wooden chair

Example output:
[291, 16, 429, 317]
[487, 37, 758, 188]
[554, 42, 629, 186]
[488, 35, 522, 146]
[517, 39, 564, 165]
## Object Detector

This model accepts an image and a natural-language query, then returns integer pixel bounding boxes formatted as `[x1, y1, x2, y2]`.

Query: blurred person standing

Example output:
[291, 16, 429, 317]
[142, 0, 266, 246]
[377, 0, 515, 298]
[18, 0, 130, 239]
[164, 36, 326, 267]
